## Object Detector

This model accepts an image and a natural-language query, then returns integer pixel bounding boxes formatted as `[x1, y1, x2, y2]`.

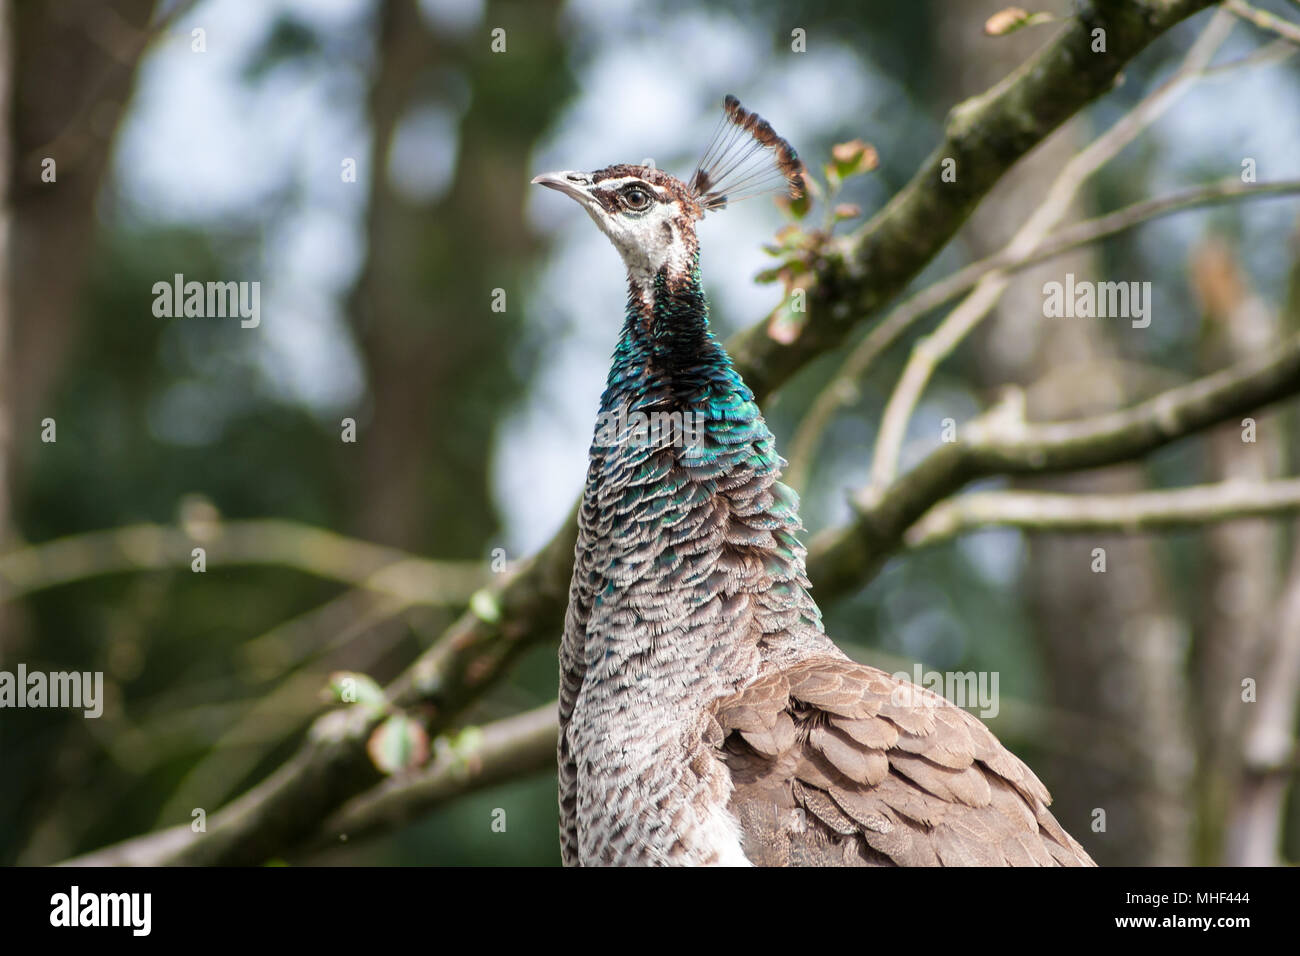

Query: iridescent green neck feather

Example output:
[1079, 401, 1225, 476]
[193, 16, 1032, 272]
[597, 258, 783, 484]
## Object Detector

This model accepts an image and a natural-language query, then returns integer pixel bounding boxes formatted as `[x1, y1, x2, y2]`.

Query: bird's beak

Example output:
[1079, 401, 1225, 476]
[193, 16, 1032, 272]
[531, 170, 593, 204]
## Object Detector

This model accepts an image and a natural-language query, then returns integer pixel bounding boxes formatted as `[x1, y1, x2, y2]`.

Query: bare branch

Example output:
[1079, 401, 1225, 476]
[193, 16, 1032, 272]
[1226, 0, 1300, 45]
[305, 703, 559, 855]
[1202, 35, 1297, 73]
[806, 332, 1300, 601]
[785, 177, 1300, 489]
[61, 513, 577, 866]
[0, 519, 486, 604]
[904, 479, 1300, 547]
[867, 9, 1237, 492]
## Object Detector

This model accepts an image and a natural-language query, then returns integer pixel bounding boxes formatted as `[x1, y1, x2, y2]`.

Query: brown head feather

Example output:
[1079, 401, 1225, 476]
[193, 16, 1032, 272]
[690, 95, 804, 212]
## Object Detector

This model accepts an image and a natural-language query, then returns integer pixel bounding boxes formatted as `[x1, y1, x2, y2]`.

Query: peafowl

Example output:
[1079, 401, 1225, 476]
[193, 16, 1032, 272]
[533, 96, 1095, 867]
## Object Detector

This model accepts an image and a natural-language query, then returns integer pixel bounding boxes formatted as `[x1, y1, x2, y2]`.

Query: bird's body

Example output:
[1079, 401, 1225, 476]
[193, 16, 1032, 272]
[536, 98, 1094, 867]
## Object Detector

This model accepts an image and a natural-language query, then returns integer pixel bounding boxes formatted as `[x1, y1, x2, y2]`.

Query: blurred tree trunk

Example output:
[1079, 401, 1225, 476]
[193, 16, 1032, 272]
[934, 1, 1193, 865]
[2, 0, 159, 667]
[1209, 228, 1300, 865]
[1227, 542, 1300, 864]
[0, 0, 12, 551]
[346, 0, 571, 557]
[1189, 237, 1286, 863]
[6, 0, 156, 531]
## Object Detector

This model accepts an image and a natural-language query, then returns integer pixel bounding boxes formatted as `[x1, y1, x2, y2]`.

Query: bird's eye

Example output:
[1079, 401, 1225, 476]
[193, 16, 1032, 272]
[622, 188, 651, 210]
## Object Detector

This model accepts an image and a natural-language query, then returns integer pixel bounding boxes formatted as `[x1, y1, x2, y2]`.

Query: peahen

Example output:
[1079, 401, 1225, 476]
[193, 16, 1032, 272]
[533, 96, 1095, 867]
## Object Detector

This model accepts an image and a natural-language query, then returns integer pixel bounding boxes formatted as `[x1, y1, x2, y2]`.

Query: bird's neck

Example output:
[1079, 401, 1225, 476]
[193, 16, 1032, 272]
[594, 260, 783, 519]
[604, 256, 720, 410]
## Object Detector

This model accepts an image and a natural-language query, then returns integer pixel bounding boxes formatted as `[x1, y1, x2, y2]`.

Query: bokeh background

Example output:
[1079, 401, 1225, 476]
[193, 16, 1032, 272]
[2, 0, 1299, 866]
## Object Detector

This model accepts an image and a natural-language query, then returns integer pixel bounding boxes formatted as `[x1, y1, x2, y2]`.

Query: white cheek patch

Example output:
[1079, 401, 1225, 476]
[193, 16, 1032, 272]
[597, 202, 692, 307]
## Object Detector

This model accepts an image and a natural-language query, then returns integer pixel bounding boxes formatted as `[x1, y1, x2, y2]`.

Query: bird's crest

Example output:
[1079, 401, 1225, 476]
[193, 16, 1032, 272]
[688, 95, 804, 212]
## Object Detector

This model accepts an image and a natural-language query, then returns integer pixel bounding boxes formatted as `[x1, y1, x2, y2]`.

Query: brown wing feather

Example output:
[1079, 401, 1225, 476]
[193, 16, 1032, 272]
[719, 655, 1095, 866]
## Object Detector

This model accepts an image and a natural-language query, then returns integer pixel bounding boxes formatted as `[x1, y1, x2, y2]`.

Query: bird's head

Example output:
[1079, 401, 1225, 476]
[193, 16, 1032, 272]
[533, 96, 803, 301]
[531, 164, 705, 292]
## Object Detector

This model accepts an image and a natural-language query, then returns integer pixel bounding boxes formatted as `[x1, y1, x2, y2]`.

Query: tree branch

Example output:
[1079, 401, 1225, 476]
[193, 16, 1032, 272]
[61, 514, 578, 866]
[727, 0, 1218, 399]
[304, 703, 559, 856]
[0, 518, 486, 604]
[867, 8, 1235, 492]
[806, 331, 1300, 601]
[1225, 0, 1300, 45]
[904, 478, 1300, 547]
[785, 176, 1300, 489]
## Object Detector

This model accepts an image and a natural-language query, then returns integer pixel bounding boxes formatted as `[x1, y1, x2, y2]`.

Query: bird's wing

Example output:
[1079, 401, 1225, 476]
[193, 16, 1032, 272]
[718, 655, 1095, 866]
[558, 460, 611, 866]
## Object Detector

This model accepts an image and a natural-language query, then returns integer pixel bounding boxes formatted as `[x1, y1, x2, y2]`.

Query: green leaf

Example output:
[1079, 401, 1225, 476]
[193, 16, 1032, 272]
[767, 294, 808, 346]
[823, 160, 841, 191]
[367, 713, 430, 775]
[773, 224, 802, 248]
[326, 671, 386, 712]
[449, 726, 485, 779]
[469, 588, 502, 624]
[453, 725, 485, 754]
[829, 140, 879, 180]
[775, 190, 810, 221]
